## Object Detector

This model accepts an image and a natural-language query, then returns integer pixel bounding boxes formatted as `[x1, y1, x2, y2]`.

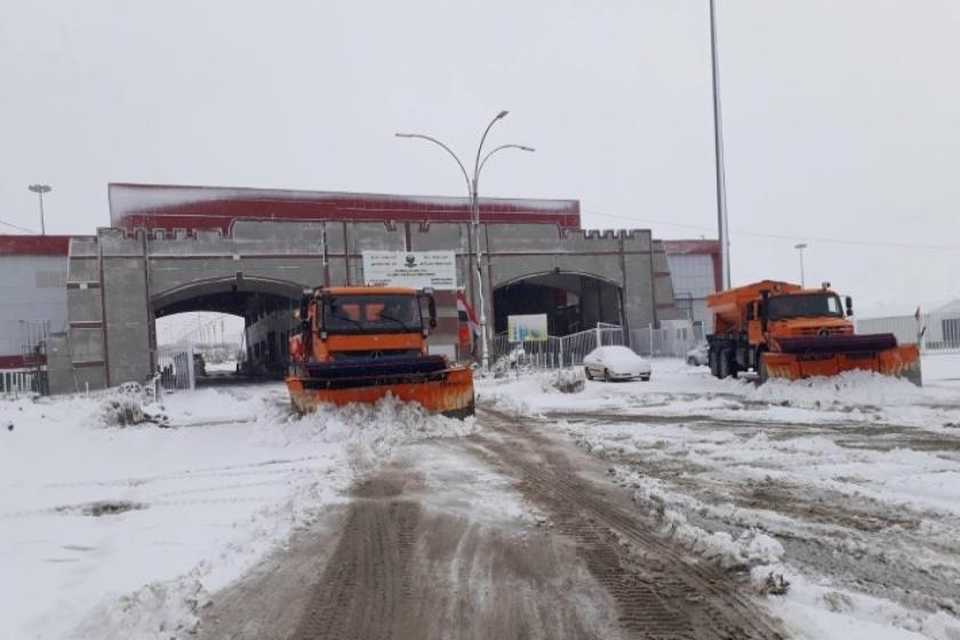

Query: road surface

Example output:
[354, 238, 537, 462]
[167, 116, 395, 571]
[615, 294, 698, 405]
[200, 404, 786, 640]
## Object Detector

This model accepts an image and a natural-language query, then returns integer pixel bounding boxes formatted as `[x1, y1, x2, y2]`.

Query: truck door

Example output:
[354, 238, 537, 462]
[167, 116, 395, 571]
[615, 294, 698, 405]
[747, 302, 764, 346]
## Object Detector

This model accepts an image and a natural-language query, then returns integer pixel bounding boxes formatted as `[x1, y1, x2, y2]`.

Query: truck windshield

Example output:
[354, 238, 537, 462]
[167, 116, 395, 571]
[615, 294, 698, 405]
[767, 294, 843, 320]
[323, 295, 421, 333]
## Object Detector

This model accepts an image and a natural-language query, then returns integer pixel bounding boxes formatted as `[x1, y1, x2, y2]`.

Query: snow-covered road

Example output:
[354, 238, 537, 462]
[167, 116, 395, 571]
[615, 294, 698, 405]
[2, 354, 958, 639]
[483, 356, 960, 640]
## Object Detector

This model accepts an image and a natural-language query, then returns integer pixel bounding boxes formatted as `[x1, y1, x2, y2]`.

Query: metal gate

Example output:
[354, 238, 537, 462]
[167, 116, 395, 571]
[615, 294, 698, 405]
[156, 345, 196, 390]
[491, 325, 627, 369]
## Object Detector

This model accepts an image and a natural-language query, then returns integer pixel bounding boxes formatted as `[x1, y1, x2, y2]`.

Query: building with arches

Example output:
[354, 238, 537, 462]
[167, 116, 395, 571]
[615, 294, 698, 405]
[2, 183, 690, 393]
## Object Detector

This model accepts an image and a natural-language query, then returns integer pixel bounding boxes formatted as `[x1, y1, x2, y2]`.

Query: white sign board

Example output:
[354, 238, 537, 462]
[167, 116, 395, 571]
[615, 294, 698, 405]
[507, 314, 549, 342]
[362, 251, 457, 290]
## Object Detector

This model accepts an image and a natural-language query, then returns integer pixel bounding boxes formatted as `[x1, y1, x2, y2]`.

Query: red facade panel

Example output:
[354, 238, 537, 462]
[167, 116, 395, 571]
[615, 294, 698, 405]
[108, 183, 581, 236]
[0, 354, 45, 369]
[0, 235, 71, 256]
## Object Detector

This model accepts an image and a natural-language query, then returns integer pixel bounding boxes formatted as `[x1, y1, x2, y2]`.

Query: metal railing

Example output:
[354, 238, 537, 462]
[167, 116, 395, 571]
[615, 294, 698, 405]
[491, 325, 631, 369]
[630, 327, 701, 358]
[156, 345, 196, 390]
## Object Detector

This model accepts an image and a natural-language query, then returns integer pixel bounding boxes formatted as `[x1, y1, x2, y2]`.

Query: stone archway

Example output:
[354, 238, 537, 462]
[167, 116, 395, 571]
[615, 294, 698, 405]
[492, 271, 623, 336]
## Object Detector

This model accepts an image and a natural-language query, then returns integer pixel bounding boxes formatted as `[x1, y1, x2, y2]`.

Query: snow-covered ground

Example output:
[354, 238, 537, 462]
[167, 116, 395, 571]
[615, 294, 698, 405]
[0, 385, 477, 639]
[479, 353, 960, 640]
[3, 353, 958, 639]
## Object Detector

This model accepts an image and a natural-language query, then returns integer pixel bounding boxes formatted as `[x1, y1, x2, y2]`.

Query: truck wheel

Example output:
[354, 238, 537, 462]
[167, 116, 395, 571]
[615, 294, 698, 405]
[603, 368, 611, 382]
[758, 354, 769, 384]
[718, 349, 732, 379]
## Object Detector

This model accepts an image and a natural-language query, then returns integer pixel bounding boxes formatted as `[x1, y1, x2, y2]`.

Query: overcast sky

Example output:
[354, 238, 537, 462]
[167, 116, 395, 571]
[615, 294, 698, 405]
[2, 0, 957, 314]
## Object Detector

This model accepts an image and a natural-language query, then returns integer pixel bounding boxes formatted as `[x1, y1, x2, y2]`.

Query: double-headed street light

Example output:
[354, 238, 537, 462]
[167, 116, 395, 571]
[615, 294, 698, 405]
[27, 184, 52, 235]
[396, 111, 535, 370]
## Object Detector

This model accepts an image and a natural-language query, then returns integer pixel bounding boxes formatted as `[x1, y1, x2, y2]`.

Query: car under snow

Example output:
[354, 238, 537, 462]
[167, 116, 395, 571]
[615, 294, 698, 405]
[582, 345, 652, 381]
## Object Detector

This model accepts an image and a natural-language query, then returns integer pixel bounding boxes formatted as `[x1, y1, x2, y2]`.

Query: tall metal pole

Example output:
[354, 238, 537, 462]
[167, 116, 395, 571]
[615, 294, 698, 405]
[28, 184, 52, 236]
[471, 110, 508, 371]
[794, 243, 807, 287]
[709, 0, 731, 289]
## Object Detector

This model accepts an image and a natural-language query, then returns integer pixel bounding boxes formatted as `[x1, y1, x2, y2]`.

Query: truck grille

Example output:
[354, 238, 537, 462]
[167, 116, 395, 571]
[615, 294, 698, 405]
[795, 327, 852, 336]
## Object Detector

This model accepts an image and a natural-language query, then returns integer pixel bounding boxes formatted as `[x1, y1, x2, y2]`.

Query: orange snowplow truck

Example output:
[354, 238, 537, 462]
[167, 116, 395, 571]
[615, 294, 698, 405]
[706, 280, 921, 385]
[286, 286, 475, 418]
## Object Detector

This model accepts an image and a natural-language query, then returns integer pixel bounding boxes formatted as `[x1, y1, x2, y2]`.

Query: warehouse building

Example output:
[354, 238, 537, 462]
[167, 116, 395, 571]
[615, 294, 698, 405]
[663, 239, 721, 336]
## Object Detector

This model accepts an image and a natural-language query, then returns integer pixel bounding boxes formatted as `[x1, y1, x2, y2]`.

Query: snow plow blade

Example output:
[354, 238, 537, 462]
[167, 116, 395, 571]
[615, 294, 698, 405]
[286, 356, 475, 419]
[763, 334, 922, 386]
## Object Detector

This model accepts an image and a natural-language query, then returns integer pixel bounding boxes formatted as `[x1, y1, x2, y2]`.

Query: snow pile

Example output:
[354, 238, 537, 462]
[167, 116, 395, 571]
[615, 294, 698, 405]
[632, 478, 784, 571]
[743, 370, 928, 410]
[756, 565, 960, 640]
[286, 393, 479, 471]
[74, 578, 209, 640]
[542, 368, 586, 394]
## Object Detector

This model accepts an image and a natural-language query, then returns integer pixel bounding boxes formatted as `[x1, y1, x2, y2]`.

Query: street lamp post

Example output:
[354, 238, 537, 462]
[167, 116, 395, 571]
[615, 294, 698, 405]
[396, 112, 534, 370]
[709, 0, 731, 290]
[27, 184, 52, 235]
[794, 243, 808, 287]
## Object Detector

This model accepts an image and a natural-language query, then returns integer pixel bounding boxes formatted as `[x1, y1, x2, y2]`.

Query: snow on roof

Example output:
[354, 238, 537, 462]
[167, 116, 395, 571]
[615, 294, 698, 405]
[108, 183, 581, 234]
[662, 239, 720, 255]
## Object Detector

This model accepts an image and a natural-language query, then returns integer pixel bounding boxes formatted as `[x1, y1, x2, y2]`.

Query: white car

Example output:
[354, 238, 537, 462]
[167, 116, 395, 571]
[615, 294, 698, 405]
[583, 345, 651, 382]
[686, 343, 709, 366]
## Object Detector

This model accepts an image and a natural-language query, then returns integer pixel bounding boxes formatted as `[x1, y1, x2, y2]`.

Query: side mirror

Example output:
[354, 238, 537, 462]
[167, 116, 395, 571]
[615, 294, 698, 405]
[428, 296, 437, 329]
[845, 296, 853, 317]
[299, 296, 311, 331]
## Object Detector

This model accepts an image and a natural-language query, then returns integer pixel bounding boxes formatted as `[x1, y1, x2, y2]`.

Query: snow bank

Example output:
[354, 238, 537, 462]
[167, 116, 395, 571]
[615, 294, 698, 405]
[479, 358, 960, 431]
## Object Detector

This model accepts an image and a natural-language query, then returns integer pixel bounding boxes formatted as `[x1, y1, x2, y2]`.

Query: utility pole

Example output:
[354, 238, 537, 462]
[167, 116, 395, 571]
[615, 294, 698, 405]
[708, 0, 731, 289]
[396, 114, 534, 370]
[28, 184, 52, 235]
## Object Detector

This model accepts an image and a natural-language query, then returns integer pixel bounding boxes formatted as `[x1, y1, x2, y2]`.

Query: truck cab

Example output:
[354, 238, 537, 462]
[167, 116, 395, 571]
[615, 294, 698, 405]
[289, 286, 437, 369]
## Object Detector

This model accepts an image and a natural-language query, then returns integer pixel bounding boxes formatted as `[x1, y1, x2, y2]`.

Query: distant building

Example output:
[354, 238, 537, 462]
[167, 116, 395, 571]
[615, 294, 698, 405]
[663, 240, 721, 336]
[0, 236, 71, 393]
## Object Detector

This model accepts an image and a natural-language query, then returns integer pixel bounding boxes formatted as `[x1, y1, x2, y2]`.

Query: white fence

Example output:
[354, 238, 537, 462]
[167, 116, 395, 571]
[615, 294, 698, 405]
[0, 368, 44, 397]
[857, 311, 960, 353]
[630, 326, 702, 358]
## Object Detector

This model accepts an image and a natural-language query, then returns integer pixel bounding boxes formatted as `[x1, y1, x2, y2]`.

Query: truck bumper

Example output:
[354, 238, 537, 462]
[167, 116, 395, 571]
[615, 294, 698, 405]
[763, 344, 922, 386]
[286, 365, 476, 418]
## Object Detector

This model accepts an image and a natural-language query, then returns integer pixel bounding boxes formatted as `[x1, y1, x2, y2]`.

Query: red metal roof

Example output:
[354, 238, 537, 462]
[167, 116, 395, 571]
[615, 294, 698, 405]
[0, 235, 71, 256]
[109, 183, 581, 236]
